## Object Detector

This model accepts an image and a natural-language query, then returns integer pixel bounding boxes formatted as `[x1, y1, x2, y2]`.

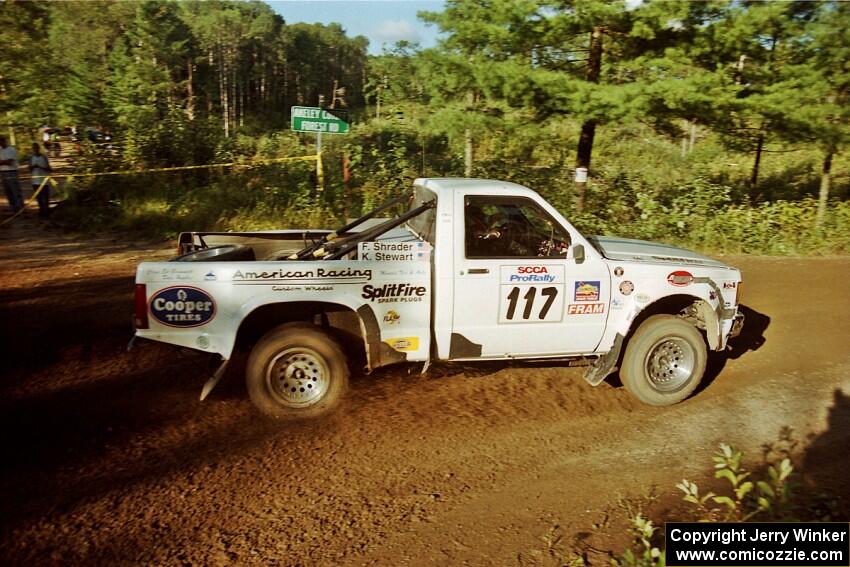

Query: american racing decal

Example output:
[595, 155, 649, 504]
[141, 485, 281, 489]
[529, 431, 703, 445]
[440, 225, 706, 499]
[384, 337, 420, 352]
[358, 241, 431, 261]
[499, 265, 566, 323]
[667, 270, 693, 287]
[361, 283, 427, 303]
[233, 267, 371, 285]
[619, 280, 634, 295]
[149, 286, 216, 327]
[574, 281, 600, 301]
[567, 303, 605, 315]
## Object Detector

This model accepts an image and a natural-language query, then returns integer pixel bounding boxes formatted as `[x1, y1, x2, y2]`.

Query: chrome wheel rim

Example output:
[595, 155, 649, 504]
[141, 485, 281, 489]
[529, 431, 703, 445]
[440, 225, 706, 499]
[644, 337, 695, 392]
[266, 347, 329, 408]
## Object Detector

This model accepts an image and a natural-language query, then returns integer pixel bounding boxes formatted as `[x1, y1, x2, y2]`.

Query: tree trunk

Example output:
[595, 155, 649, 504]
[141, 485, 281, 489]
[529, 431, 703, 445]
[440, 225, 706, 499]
[749, 131, 764, 202]
[464, 128, 474, 177]
[219, 44, 229, 138]
[574, 26, 603, 213]
[689, 122, 697, 153]
[186, 59, 195, 121]
[816, 151, 833, 230]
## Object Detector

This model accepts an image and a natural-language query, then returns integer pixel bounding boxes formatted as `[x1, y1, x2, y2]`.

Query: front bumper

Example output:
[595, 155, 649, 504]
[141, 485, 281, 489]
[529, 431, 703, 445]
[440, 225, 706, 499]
[730, 311, 745, 339]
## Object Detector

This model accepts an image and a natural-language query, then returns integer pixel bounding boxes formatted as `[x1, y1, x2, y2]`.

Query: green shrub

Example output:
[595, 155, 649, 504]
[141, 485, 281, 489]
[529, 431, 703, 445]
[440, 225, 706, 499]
[610, 440, 841, 567]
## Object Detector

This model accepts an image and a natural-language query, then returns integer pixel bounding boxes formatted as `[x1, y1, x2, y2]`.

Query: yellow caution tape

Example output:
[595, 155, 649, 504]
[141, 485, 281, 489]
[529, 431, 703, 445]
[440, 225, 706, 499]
[54, 154, 318, 179]
[0, 176, 58, 226]
[1, 153, 322, 225]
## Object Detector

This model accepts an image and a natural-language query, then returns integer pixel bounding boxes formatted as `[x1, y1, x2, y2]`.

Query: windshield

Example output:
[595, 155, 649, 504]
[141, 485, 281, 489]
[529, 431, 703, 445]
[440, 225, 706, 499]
[406, 186, 437, 246]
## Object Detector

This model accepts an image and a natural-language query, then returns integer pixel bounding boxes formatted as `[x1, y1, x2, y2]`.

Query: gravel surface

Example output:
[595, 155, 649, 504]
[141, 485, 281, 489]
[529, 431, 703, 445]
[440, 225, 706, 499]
[1, 207, 848, 566]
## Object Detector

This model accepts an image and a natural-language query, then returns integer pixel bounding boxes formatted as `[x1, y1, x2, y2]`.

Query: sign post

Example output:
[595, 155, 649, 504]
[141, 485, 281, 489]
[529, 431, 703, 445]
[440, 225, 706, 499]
[291, 106, 350, 193]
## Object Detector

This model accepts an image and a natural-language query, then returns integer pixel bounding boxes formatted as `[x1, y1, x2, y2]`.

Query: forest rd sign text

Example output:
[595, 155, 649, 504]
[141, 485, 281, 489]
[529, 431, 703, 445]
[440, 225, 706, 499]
[291, 106, 350, 134]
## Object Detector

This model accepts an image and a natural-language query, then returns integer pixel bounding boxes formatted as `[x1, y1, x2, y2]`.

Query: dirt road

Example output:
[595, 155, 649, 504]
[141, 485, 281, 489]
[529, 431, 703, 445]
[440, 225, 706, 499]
[1, 212, 848, 566]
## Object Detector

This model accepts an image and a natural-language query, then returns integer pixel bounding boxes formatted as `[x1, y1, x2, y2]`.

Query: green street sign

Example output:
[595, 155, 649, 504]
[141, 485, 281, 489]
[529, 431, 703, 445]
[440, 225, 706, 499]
[291, 106, 350, 134]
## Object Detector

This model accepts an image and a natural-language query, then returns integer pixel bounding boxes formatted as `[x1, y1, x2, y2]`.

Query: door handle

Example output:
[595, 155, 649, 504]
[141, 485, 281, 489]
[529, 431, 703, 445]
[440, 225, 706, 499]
[467, 268, 489, 274]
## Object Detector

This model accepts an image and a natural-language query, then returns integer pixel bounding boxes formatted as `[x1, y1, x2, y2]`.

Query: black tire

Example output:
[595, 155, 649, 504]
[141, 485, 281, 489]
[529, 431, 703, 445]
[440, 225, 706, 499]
[246, 323, 349, 419]
[173, 244, 255, 262]
[620, 314, 707, 406]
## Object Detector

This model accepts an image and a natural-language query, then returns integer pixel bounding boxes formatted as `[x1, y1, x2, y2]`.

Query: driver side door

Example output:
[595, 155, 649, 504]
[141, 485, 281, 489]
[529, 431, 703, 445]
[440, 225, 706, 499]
[450, 192, 610, 358]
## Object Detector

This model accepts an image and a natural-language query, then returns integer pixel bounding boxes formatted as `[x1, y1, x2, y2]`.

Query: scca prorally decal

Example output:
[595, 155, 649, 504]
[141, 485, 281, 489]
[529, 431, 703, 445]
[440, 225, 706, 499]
[667, 270, 693, 287]
[510, 266, 556, 283]
[150, 286, 216, 327]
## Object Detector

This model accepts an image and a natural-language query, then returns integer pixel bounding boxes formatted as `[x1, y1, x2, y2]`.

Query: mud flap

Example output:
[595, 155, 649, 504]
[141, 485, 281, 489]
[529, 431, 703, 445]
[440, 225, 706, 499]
[584, 334, 624, 386]
[200, 357, 230, 401]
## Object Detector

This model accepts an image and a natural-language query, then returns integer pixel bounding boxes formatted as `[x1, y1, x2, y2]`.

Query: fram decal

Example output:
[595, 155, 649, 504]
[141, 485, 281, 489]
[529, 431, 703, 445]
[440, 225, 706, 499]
[567, 303, 605, 315]
[574, 281, 600, 301]
[384, 337, 420, 352]
[150, 286, 216, 327]
[667, 271, 694, 287]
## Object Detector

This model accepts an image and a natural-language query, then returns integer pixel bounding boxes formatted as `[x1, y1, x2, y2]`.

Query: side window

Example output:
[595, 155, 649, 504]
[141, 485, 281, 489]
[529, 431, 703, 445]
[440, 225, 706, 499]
[464, 195, 571, 259]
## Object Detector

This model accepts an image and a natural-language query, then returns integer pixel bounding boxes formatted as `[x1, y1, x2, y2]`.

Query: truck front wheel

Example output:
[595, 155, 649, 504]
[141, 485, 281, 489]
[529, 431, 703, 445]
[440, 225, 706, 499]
[246, 324, 349, 419]
[620, 315, 707, 406]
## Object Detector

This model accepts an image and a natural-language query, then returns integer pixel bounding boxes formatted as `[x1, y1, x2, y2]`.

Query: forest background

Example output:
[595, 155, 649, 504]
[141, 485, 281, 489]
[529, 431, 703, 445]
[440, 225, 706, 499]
[2, 0, 849, 255]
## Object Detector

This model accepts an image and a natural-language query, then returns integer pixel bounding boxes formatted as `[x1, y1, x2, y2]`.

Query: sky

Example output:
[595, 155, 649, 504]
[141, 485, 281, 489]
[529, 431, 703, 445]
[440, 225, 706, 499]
[266, 1, 445, 55]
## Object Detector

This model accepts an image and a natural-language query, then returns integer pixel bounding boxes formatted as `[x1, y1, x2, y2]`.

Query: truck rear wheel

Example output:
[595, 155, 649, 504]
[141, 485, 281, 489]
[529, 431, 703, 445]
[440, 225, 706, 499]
[246, 324, 349, 419]
[620, 315, 706, 406]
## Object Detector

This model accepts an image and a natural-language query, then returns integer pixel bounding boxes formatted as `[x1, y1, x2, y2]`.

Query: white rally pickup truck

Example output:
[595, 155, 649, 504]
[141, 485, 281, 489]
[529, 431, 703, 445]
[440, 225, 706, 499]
[133, 178, 744, 418]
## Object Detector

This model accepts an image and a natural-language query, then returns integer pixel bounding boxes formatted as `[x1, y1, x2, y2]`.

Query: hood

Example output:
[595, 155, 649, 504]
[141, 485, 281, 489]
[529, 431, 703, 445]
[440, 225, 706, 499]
[588, 235, 727, 268]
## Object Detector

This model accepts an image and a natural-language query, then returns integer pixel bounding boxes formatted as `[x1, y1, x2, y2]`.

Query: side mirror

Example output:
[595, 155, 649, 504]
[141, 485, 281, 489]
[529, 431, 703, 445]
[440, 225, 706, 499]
[573, 244, 585, 265]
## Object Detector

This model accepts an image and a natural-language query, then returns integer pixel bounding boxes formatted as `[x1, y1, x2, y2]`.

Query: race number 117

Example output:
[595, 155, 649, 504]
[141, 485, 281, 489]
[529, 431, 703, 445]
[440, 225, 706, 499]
[500, 285, 563, 323]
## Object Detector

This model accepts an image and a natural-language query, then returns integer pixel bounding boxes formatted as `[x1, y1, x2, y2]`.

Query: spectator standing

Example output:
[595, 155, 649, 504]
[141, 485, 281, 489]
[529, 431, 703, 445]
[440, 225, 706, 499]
[49, 130, 61, 157]
[28, 143, 52, 217]
[0, 135, 23, 212]
[42, 127, 51, 154]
